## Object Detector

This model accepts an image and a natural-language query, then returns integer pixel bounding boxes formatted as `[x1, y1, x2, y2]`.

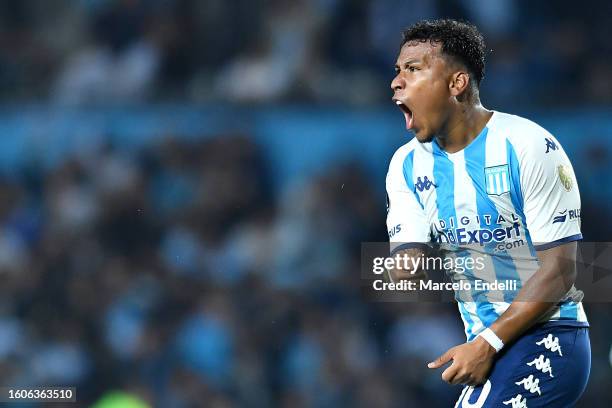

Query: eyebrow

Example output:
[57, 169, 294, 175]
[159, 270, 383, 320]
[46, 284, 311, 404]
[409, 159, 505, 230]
[394, 58, 421, 69]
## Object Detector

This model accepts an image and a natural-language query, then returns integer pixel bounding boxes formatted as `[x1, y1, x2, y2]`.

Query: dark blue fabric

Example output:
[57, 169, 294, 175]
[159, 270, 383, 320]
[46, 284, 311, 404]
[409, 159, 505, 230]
[455, 323, 590, 407]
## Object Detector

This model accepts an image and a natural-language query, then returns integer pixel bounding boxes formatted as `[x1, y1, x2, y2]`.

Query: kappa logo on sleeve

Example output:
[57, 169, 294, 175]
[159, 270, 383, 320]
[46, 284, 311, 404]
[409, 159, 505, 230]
[545, 137, 558, 153]
[414, 176, 436, 192]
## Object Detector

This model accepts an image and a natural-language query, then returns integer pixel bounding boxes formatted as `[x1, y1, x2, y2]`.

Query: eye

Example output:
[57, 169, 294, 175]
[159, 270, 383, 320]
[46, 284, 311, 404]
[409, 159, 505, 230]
[408, 66, 417, 72]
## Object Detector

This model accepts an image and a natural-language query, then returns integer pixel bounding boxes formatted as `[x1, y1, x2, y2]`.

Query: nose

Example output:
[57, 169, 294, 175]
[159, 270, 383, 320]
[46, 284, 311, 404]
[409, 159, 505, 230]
[390, 74, 405, 92]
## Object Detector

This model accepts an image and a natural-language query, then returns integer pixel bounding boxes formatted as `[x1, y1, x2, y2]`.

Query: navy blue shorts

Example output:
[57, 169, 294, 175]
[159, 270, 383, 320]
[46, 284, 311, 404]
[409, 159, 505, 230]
[454, 323, 590, 408]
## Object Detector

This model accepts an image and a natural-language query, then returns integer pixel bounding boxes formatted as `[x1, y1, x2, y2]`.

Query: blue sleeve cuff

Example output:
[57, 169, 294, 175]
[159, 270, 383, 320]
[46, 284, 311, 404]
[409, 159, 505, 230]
[534, 233, 583, 251]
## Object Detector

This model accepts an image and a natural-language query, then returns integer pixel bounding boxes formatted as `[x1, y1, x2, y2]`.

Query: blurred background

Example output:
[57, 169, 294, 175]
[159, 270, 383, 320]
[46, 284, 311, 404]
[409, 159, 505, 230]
[0, 0, 610, 407]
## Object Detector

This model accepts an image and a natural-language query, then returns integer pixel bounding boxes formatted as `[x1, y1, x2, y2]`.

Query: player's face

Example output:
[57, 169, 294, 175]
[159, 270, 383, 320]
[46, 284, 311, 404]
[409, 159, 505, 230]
[391, 41, 454, 143]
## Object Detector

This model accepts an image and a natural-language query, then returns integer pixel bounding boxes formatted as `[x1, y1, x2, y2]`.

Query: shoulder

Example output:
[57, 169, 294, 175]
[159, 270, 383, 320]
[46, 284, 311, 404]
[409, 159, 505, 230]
[386, 137, 424, 189]
[490, 111, 557, 153]
[388, 137, 428, 172]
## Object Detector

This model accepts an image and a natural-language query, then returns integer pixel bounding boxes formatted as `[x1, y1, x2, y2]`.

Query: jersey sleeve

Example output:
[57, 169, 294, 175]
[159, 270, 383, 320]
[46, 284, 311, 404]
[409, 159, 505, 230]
[518, 133, 582, 250]
[386, 148, 430, 253]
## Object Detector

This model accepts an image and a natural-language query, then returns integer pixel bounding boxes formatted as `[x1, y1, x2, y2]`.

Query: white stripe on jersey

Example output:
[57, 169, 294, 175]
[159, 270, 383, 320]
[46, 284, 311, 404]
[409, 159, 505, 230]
[449, 151, 501, 307]
[484, 128, 535, 285]
[413, 143, 438, 228]
[386, 111, 588, 340]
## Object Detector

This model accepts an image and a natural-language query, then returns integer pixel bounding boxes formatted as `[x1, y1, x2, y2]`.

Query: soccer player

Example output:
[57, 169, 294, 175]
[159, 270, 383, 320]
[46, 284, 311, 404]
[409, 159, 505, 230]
[385, 19, 590, 407]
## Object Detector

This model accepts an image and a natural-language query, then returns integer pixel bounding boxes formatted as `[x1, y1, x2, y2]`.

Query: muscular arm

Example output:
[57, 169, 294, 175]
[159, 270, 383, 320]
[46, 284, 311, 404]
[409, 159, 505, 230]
[428, 241, 579, 385]
[489, 241, 578, 345]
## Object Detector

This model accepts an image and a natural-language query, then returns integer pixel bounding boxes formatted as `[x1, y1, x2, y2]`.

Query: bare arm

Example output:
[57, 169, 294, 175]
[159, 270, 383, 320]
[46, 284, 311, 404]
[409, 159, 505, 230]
[428, 241, 579, 385]
[489, 241, 578, 345]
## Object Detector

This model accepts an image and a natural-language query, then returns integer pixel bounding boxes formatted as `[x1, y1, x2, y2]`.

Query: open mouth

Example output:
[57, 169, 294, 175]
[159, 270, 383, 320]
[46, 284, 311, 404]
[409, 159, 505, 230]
[395, 100, 414, 130]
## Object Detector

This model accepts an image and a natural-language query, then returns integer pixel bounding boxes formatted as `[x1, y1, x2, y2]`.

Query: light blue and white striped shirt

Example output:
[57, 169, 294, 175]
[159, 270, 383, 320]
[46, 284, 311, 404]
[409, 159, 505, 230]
[386, 111, 588, 340]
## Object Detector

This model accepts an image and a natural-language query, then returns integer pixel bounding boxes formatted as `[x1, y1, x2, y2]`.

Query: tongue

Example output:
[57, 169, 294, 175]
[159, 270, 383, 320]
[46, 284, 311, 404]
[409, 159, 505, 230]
[404, 111, 414, 130]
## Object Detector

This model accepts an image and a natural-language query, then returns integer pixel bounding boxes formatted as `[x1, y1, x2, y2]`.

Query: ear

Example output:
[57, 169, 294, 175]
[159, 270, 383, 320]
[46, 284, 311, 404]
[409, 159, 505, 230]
[449, 71, 470, 97]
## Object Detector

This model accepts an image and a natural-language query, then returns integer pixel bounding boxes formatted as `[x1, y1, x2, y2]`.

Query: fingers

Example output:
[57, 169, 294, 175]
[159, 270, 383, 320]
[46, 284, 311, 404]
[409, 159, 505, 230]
[467, 377, 478, 386]
[428, 342, 492, 386]
[428, 348, 454, 369]
[388, 268, 427, 282]
[441, 363, 458, 384]
[448, 372, 486, 386]
[428, 346, 489, 385]
[467, 376, 487, 386]
[455, 373, 474, 386]
[444, 368, 472, 385]
[438, 360, 487, 385]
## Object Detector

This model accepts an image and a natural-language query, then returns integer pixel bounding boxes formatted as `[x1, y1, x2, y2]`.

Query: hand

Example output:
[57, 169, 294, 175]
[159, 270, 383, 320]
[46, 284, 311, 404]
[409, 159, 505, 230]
[386, 248, 428, 283]
[427, 336, 496, 386]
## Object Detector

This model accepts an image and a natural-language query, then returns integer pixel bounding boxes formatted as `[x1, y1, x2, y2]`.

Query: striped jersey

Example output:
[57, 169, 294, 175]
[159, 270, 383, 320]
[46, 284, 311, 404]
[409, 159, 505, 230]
[385, 111, 588, 340]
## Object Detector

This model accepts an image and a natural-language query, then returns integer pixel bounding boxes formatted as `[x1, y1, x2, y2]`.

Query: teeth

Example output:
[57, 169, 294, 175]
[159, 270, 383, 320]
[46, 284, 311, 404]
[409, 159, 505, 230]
[395, 100, 402, 105]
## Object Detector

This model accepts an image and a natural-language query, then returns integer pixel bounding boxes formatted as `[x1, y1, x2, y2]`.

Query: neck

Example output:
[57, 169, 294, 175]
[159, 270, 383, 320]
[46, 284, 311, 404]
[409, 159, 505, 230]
[435, 102, 493, 153]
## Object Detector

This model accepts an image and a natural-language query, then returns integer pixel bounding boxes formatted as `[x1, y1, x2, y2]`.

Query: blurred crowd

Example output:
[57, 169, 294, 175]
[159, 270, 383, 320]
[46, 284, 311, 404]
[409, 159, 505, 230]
[0, 0, 610, 107]
[0, 0, 610, 407]
[0, 133, 609, 407]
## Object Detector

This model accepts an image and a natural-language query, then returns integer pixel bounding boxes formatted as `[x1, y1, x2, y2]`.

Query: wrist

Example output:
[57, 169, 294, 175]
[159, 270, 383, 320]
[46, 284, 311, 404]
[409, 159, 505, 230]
[473, 335, 497, 356]
[477, 328, 504, 353]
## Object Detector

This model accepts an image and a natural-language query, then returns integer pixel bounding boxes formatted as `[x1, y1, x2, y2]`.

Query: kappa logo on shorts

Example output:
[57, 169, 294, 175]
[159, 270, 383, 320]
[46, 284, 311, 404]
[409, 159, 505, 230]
[515, 375, 542, 396]
[502, 394, 528, 408]
[536, 334, 563, 356]
[527, 354, 554, 377]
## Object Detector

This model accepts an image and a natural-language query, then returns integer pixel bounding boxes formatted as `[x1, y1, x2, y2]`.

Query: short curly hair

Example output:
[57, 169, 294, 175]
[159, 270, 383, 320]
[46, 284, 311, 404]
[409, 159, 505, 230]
[401, 19, 486, 86]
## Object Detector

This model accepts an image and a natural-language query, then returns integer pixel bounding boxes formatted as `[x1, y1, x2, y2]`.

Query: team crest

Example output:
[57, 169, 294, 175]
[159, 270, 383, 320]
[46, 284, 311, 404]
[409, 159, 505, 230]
[485, 164, 510, 195]
[557, 165, 573, 192]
